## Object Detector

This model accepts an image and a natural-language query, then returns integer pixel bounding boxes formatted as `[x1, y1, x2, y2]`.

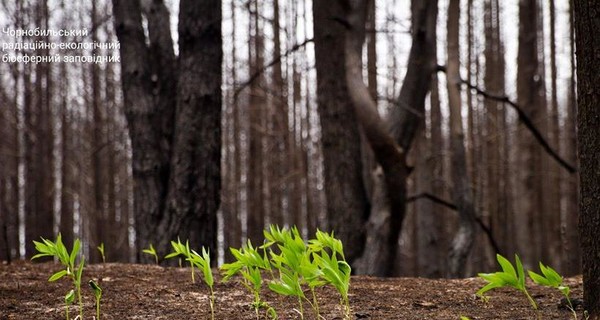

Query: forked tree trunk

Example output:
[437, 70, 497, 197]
[112, 0, 221, 260]
[313, 0, 370, 263]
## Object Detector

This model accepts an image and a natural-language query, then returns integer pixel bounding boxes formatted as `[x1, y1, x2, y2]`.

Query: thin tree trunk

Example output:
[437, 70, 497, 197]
[563, 0, 580, 274]
[516, 0, 542, 267]
[247, 0, 266, 245]
[446, 0, 476, 278]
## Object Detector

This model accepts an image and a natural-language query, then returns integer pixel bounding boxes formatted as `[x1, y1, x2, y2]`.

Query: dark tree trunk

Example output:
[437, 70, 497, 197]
[59, 62, 74, 248]
[573, 0, 600, 316]
[163, 0, 222, 255]
[113, 0, 170, 260]
[112, 0, 221, 260]
[313, 0, 370, 263]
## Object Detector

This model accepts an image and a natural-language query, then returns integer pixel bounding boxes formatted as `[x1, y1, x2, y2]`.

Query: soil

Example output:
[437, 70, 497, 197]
[0, 261, 584, 319]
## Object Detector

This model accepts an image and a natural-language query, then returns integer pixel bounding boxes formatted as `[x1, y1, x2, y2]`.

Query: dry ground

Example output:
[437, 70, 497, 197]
[0, 261, 585, 319]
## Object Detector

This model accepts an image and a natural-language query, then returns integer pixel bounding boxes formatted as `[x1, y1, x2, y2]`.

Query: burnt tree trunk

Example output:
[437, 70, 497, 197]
[350, 0, 438, 276]
[112, 0, 221, 260]
[313, 0, 370, 263]
[573, 0, 600, 316]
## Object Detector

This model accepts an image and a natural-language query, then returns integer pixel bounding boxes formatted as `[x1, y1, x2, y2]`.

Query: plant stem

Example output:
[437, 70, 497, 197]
[309, 288, 320, 318]
[96, 297, 100, 320]
[76, 283, 83, 319]
[190, 262, 195, 283]
[523, 289, 538, 310]
[65, 303, 69, 320]
[254, 292, 260, 320]
[343, 297, 351, 320]
[298, 296, 304, 320]
[209, 287, 215, 320]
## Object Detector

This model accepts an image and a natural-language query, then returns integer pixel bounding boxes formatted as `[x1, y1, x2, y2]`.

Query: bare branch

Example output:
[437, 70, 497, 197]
[233, 38, 314, 98]
[437, 65, 577, 173]
[407, 192, 503, 256]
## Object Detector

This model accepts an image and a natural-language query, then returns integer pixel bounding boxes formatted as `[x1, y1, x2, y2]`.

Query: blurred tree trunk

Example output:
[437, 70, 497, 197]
[112, 0, 221, 260]
[333, 0, 437, 276]
[446, 0, 476, 278]
[268, 0, 287, 227]
[0, 84, 9, 261]
[313, 0, 370, 263]
[563, 0, 580, 274]
[223, 0, 241, 262]
[573, 0, 600, 317]
[59, 61, 74, 249]
[25, 0, 54, 256]
[366, 0, 377, 101]
[247, 0, 266, 245]
[516, 0, 543, 267]
[484, 0, 509, 261]
[545, 0, 562, 270]
[90, 0, 106, 263]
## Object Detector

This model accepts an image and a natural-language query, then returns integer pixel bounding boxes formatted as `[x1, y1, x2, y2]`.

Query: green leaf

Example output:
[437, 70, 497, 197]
[70, 239, 80, 269]
[540, 263, 562, 285]
[48, 270, 68, 282]
[476, 281, 503, 297]
[496, 254, 517, 279]
[528, 271, 551, 286]
[65, 289, 75, 305]
[558, 285, 570, 298]
[89, 280, 102, 298]
[75, 256, 85, 286]
[164, 252, 180, 259]
[515, 255, 525, 290]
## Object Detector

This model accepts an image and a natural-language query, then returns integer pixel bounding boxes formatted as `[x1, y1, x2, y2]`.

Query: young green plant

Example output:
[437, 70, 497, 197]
[528, 262, 577, 319]
[97, 243, 106, 263]
[477, 254, 537, 310]
[188, 247, 215, 320]
[142, 244, 159, 264]
[165, 239, 196, 283]
[32, 234, 86, 320]
[309, 230, 352, 320]
[265, 227, 307, 319]
[263, 225, 325, 320]
[89, 280, 103, 320]
[221, 240, 276, 320]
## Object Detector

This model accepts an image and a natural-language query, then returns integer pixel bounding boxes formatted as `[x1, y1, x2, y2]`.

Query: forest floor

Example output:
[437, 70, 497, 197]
[0, 261, 585, 319]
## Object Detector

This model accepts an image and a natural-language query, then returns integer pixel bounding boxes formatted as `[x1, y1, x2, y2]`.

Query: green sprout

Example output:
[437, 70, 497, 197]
[528, 262, 577, 319]
[97, 243, 106, 263]
[32, 234, 86, 320]
[311, 235, 351, 319]
[142, 243, 159, 264]
[263, 225, 324, 320]
[64, 290, 75, 320]
[188, 247, 216, 320]
[477, 254, 537, 310]
[307, 229, 351, 319]
[89, 280, 103, 320]
[165, 239, 196, 283]
[221, 240, 276, 320]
